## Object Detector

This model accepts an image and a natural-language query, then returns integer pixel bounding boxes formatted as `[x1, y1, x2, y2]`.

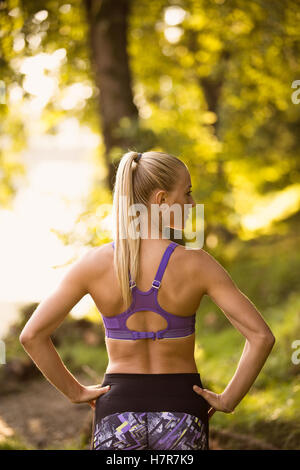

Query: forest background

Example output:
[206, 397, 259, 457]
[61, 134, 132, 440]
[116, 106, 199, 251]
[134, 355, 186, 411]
[0, 0, 299, 450]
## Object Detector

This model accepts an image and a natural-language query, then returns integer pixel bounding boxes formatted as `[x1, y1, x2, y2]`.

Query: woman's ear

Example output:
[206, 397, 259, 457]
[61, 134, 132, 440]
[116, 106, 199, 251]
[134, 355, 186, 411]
[155, 189, 166, 205]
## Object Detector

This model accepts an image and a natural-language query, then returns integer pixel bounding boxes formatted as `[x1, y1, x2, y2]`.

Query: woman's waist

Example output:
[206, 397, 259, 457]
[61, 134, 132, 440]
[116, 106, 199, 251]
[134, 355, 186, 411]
[105, 362, 199, 376]
[105, 351, 198, 374]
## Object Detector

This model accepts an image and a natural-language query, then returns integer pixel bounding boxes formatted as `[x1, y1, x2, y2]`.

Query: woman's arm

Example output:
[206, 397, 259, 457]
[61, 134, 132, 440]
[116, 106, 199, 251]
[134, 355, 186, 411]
[194, 249, 275, 412]
[19, 249, 107, 405]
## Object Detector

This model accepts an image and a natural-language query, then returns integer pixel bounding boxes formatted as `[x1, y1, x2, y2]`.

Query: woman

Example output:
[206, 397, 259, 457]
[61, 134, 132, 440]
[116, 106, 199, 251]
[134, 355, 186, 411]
[19, 150, 275, 451]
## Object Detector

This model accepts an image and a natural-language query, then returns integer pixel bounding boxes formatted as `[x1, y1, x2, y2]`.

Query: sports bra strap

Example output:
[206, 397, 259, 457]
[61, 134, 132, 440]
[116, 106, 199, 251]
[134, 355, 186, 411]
[111, 240, 177, 286]
[153, 242, 177, 284]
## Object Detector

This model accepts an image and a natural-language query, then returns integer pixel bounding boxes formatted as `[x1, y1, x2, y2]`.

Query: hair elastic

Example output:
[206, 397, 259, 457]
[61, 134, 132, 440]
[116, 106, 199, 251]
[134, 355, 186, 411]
[135, 152, 142, 162]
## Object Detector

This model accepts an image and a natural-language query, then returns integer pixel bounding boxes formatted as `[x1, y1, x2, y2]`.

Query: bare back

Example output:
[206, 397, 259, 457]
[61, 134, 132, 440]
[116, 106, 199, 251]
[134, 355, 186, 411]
[87, 241, 206, 374]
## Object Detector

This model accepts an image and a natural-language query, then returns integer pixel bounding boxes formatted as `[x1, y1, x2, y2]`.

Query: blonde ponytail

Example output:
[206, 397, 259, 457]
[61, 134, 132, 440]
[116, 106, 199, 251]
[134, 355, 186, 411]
[112, 150, 186, 309]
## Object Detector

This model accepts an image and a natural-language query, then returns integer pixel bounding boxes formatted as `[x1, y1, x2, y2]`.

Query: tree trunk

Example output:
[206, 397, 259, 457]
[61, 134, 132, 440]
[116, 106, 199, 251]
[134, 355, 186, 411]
[84, 0, 139, 191]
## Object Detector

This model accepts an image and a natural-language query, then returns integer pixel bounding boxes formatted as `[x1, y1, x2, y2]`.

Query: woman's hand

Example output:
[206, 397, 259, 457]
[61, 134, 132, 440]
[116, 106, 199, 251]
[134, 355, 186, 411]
[193, 385, 235, 419]
[71, 384, 111, 410]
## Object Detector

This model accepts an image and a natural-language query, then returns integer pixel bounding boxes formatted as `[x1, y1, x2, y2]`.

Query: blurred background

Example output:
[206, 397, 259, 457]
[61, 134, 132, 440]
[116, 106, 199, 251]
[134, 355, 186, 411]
[0, 0, 299, 450]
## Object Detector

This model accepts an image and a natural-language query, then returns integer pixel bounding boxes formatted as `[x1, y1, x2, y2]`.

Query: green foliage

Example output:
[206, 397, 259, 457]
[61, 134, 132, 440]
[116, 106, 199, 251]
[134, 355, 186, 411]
[129, 0, 300, 239]
[44, 436, 88, 450]
[3, 304, 109, 377]
[57, 340, 108, 376]
[0, 435, 32, 450]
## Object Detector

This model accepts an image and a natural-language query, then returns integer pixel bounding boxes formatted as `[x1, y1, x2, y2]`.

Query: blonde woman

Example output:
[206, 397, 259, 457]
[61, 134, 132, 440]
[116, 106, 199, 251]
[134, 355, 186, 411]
[20, 151, 275, 450]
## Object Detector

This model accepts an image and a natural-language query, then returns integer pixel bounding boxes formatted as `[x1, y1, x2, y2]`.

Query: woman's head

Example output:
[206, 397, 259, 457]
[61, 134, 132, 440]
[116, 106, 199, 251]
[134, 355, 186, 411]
[112, 150, 194, 308]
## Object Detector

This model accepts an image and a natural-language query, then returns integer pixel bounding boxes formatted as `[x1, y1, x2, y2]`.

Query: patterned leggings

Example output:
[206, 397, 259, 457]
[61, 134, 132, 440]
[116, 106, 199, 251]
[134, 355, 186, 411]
[91, 373, 210, 451]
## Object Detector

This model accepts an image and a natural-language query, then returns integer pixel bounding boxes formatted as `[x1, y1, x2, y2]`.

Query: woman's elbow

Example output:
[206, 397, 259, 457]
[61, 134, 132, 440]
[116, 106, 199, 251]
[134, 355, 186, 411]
[19, 328, 41, 345]
[267, 333, 276, 346]
[248, 330, 275, 347]
[263, 326, 276, 345]
[257, 331, 276, 347]
[19, 330, 33, 345]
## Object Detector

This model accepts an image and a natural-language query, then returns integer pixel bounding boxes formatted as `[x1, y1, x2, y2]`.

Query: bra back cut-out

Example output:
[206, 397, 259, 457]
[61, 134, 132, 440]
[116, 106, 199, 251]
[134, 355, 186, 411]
[100, 241, 196, 340]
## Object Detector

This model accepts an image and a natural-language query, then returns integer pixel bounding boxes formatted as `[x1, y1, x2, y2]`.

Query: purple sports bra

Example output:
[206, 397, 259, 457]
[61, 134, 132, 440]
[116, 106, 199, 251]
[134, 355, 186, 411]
[101, 240, 196, 341]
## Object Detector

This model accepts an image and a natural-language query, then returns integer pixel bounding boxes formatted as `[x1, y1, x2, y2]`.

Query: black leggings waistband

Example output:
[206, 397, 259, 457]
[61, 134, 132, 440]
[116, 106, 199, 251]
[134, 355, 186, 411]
[103, 373, 202, 376]
[97, 372, 209, 422]
[103, 373, 202, 378]
[101, 373, 204, 396]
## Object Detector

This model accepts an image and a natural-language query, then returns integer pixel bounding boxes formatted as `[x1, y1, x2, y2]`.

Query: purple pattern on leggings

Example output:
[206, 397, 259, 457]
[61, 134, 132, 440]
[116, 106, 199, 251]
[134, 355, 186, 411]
[93, 410, 208, 450]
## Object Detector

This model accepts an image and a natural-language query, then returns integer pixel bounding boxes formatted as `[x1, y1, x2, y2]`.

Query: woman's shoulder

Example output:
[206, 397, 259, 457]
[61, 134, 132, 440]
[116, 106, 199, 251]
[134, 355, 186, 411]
[72, 242, 113, 281]
[184, 246, 228, 288]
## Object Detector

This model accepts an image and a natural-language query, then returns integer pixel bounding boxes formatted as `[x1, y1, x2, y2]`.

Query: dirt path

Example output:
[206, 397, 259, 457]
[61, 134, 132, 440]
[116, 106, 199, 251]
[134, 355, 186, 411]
[0, 374, 94, 449]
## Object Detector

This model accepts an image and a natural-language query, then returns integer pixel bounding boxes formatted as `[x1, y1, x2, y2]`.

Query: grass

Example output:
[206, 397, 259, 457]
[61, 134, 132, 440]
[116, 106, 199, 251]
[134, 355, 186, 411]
[0, 435, 33, 450]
